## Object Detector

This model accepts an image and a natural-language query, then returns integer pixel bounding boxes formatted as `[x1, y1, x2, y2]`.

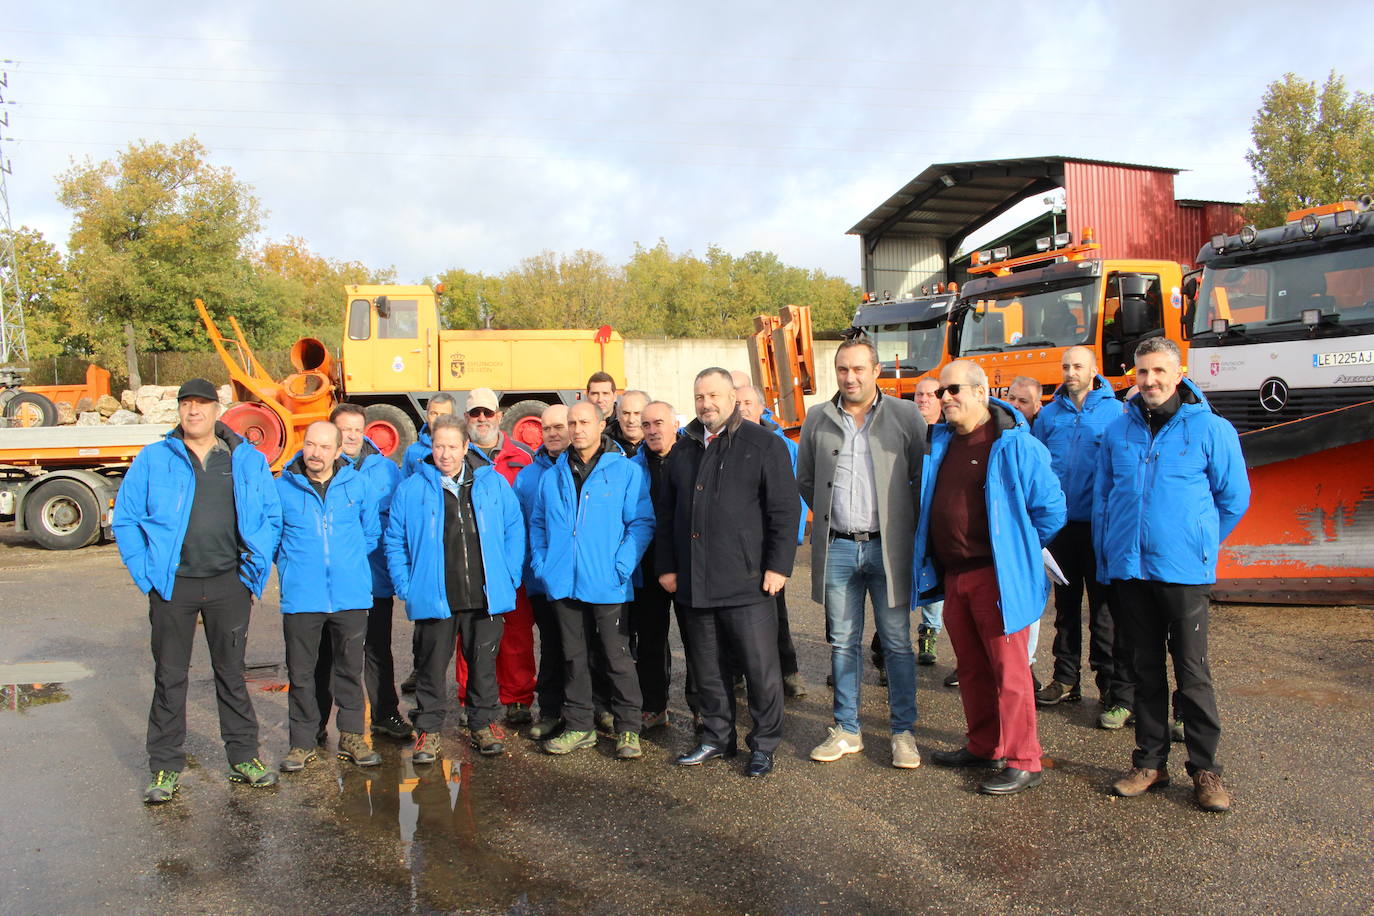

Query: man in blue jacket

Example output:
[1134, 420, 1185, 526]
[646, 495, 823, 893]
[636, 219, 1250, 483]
[386, 415, 525, 762]
[1095, 338, 1249, 812]
[276, 421, 383, 772]
[530, 402, 653, 759]
[1032, 347, 1134, 730]
[401, 392, 457, 479]
[512, 403, 572, 740]
[310, 404, 411, 743]
[113, 378, 283, 803]
[916, 361, 1066, 795]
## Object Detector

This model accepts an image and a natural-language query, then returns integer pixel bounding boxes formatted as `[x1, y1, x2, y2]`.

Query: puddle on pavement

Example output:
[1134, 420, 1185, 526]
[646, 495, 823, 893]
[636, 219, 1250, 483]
[1, 682, 71, 713]
[1234, 678, 1353, 706]
[241, 662, 288, 692]
[331, 753, 581, 912]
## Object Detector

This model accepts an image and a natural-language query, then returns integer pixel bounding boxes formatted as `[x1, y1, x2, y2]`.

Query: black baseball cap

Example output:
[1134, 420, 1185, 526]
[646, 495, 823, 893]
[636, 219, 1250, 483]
[176, 378, 219, 402]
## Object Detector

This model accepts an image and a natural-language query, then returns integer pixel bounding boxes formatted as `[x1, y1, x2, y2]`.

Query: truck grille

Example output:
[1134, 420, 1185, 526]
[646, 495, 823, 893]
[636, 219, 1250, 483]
[1204, 386, 1374, 434]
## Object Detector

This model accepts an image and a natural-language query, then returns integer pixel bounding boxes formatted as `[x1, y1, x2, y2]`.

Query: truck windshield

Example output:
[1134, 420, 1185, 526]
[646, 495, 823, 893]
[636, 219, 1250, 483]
[862, 321, 946, 373]
[1194, 245, 1374, 335]
[956, 277, 1098, 355]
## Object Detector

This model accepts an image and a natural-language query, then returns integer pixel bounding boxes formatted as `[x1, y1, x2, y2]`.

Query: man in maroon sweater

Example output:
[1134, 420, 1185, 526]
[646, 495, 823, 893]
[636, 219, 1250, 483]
[914, 360, 1066, 795]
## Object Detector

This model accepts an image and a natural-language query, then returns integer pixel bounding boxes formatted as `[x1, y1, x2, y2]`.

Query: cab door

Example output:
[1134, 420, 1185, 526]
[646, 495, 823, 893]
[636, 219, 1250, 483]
[343, 294, 435, 393]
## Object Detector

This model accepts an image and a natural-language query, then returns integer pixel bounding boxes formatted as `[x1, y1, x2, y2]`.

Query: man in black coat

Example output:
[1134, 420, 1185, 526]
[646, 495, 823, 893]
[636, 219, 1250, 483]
[656, 367, 801, 778]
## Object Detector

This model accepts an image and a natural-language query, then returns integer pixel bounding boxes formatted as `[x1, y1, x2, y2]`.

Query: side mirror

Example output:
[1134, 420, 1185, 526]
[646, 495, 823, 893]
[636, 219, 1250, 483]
[1119, 274, 1150, 299]
[1120, 298, 1152, 337]
[375, 295, 390, 318]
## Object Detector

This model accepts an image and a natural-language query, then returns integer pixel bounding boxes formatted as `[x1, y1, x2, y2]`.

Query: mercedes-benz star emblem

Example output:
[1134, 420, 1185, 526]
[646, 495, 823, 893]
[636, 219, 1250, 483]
[1259, 377, 1289, 412]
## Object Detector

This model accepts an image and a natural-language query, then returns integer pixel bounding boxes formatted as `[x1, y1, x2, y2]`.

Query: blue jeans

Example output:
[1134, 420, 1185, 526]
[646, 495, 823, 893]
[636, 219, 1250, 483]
[919, 600, 944, 631]
[824, 536, 917, 734]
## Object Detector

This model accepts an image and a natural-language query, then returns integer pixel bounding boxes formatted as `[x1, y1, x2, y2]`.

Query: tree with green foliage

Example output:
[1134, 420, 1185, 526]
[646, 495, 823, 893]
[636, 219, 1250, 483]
[252, 236, 395, 348]
[56, 137, 268, 387]
[1246, 71, 1374, 228]
[1, 227, 85, 360]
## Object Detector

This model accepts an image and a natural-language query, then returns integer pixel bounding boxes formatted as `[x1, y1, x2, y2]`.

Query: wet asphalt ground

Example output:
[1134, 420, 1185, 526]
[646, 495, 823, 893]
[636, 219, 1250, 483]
[2, 529, 1373, 915]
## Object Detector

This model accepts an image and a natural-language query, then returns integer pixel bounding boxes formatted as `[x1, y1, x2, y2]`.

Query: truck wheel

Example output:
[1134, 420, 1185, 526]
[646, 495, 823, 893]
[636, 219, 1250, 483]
[4, 391, 59, 428]
[501, 399, 550, 452]
[364, 403, 416, 465]
[24, 479, 101, 550]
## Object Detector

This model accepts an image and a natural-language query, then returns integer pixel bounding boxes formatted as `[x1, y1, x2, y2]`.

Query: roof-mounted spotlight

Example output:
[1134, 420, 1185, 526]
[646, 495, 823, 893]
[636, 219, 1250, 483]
[1053, 231, 1072, 248]
[992, 246, 1010, 260]
[1239, 225, 1258, 246]
[1335, 208, 1358, 230]
[1035, 237, 1052, 252]
[1211, 233, 1228, 252]
[1211, 318, 1230, 335]
[1300, 214, 1320, 236]
[1301, 308, 1322, 326]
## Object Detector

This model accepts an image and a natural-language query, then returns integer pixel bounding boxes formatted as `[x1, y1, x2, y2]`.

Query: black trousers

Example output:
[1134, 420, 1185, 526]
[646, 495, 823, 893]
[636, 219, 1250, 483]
[285, 609, 366, 748]
[684, 599, 785, 755]
[630, 582, 673, 715]
[555, 599, 642, 733]
[1114, 580, 1222, 775]
[530, 595, 564, 719]
[673, 601, 701, 715]
[315, 595, 402, 730]
[146, 571, 260, 772]
[412, 610, 504, 733]
[721, 588, 799, 679]
[1049, 522, 1135, 708]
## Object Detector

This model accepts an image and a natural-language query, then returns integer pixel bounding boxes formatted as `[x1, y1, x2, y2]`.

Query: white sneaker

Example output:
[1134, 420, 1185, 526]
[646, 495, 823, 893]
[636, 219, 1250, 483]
[891, 732, 921, 769]
[810, 726, 863, 762]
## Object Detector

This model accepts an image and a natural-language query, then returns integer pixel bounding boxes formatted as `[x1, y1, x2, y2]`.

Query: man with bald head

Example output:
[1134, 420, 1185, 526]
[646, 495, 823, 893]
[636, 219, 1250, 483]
[276, 420, 383, 772]
[915, 360, 1065, 795]
[530, 401, 653, 758]
[1034, 346, 1132, 727]
[513, 403, 573, 738]
[1006, 376, 1043, 426]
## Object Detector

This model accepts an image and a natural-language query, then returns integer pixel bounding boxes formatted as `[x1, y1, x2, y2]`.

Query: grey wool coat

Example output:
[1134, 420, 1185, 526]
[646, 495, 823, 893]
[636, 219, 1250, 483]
[795, 391, 926, 609]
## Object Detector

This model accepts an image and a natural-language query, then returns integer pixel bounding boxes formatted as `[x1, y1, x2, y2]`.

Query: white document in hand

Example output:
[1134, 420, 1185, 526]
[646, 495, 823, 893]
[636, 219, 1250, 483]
[1042, 547, 1069, 586]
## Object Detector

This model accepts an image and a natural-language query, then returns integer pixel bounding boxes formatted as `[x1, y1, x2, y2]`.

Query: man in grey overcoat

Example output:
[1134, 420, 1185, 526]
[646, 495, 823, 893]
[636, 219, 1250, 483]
[796, 338, 927, 769]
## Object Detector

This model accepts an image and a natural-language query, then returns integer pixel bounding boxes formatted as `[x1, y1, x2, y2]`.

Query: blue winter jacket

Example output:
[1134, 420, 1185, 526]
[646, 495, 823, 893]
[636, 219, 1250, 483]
[1093, 378, 1250, 586]
[530, 443, 654, 605]
[113, 422, 282, 602]
[401, 425, 433, 478]
[912, 400, 1067, 635]
[1032, 375, 1124, 522]
[385, 456, 525, 620]
[513, 446, 559, 596]
[350, 438, 402, 596]
[274, 454, 381, 614]
[763, 417, 809, 545]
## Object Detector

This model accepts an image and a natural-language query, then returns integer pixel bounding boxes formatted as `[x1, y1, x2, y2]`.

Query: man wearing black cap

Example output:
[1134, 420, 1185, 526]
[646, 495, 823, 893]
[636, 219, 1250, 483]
[113, 378, 284, 803]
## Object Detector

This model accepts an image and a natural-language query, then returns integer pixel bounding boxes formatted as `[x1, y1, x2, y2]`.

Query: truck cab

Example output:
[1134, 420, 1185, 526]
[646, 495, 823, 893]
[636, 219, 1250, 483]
[947, 233, 1186, 399]
[849, 290, 955, 398]
[1184, 198, 1374, 604]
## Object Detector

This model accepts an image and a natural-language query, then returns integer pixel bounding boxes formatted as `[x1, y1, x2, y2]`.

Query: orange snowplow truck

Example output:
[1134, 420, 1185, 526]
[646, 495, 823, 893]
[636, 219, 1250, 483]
[200, 285, 624, 469]
[947, 229, 1189, 398]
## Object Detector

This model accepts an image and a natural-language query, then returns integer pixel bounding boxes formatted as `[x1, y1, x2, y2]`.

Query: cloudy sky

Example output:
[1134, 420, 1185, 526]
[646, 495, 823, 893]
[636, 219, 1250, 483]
[5, 2, 1373, 285]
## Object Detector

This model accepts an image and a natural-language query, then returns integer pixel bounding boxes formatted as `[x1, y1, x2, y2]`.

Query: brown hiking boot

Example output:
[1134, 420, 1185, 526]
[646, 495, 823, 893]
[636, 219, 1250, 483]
[1193, 770, 1230, 812]
[472, 723, 508, 756]
[1111, 766, 1169, 797]
[338, 732, 382, 767]
[1035, 680, 1081, 707]
[412, 731, 441, 764]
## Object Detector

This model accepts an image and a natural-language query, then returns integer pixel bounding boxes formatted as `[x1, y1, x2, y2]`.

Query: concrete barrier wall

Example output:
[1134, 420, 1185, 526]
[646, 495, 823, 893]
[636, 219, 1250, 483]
[623, 338, 840, 426]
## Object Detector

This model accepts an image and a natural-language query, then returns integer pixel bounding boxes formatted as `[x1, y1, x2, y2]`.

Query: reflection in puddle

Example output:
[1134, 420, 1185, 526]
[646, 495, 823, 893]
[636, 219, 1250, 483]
[241, 662, 288, 692]
[1, 682, 71, 713]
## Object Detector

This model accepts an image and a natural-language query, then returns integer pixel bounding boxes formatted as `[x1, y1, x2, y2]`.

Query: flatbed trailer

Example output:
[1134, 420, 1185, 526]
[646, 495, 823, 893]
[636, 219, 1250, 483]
[0, 424, 172, 549]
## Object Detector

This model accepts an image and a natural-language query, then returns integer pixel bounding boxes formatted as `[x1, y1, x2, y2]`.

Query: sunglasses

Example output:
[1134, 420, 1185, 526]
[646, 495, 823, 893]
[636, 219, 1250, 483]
[935, 384, 968, 398]
[467, 407, 496, 418]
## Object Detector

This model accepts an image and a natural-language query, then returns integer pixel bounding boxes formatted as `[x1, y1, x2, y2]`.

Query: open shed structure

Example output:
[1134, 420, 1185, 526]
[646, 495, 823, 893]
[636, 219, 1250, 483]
[848, 156, 1243, 298]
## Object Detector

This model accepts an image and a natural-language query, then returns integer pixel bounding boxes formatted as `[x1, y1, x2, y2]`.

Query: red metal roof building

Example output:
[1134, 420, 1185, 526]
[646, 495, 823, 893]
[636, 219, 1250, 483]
[849, 156, 1244, 297]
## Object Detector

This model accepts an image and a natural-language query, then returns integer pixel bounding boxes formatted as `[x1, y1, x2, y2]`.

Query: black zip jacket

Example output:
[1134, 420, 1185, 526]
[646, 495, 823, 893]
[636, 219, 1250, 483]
[654, 408, 800, 608]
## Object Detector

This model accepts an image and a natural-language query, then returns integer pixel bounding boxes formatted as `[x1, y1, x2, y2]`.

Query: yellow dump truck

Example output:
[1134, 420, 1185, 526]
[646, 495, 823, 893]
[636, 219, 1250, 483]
[206, 284, 624, 468]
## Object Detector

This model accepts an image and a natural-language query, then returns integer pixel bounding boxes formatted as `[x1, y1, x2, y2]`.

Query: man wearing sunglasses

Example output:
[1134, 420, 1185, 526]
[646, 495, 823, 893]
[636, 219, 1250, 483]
[449, 388, 538, 728]
[916, 360, 1066, 796]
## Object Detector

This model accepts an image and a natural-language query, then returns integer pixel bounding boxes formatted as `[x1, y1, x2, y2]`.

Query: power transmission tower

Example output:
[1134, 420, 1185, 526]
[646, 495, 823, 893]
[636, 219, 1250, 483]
[0, 67, 29, 363]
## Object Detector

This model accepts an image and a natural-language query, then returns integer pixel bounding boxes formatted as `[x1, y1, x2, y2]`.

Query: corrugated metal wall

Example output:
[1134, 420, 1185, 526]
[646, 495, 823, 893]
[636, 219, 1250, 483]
[864, 235, 945, 298]
[1063, 161, 1242, 266]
